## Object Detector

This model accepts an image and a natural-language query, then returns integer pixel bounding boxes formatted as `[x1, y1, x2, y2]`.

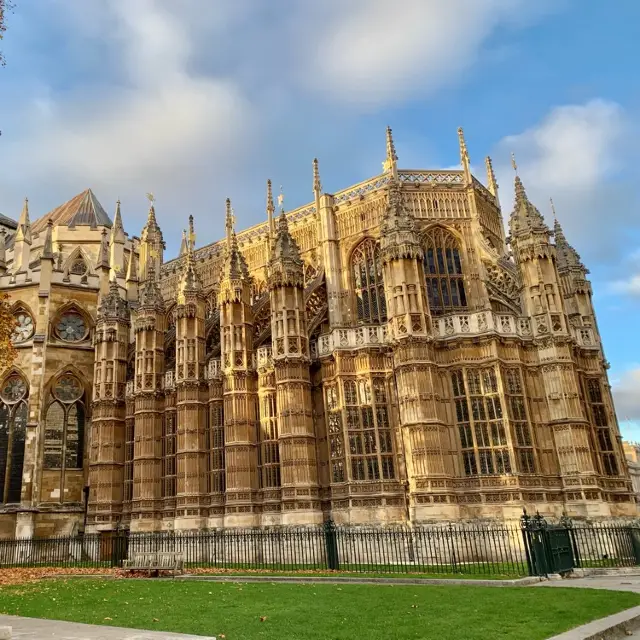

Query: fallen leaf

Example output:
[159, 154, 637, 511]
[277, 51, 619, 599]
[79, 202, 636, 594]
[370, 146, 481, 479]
[260, 616, 268, 622]
[104, 617, 112, 621]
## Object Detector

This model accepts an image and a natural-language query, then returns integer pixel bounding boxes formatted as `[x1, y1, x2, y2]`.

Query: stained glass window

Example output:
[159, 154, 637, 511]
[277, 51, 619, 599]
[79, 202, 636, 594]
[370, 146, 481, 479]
[352, 239, 387, 324]
[55, 312, 88, 342]
[424, 227, 467, 315]
[44, 374, 85, 472]
[12, 312, 34, 344]
[0, 375, 28, 504]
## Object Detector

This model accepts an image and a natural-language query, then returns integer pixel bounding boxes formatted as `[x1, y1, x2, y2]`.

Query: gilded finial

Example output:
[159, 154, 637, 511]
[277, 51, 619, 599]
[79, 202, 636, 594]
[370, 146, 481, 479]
[146, 192, 155, 204]
[549, 197, 557, 222]
[277, 185, 284, 213]
[511, 153, 518, 174]
[313, 158, 322, 193]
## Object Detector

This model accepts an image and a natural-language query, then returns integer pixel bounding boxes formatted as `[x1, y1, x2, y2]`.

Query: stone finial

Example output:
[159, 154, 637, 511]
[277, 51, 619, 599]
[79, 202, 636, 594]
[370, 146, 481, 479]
[313, 158, 322, 194]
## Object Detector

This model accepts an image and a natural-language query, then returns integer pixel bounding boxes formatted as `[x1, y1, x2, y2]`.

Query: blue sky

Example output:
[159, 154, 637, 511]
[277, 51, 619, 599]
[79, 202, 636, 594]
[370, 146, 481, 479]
[1, 0, 639, 434]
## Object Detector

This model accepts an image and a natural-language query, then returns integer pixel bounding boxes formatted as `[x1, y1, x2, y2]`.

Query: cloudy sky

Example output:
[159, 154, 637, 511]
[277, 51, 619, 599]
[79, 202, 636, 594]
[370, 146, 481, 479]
[1, 0, 639, 436]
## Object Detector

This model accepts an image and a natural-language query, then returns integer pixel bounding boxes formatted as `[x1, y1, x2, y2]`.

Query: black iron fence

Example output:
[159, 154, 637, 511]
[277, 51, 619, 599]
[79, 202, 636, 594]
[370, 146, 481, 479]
[0, 517, 639, 577]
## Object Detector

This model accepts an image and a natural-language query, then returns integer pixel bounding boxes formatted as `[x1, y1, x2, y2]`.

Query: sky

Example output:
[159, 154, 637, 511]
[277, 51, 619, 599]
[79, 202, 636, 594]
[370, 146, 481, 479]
[0, 0, 639, 436]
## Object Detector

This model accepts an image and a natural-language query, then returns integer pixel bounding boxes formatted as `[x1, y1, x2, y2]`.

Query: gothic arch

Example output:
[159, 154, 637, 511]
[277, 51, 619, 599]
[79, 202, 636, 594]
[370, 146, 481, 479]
[62, 246, 93, 279]
[9, 302, 36, 344]
[420, 224, 467, 315]
[165, 304, 176, 331]
[205, 313, 221, 358]
[50, 301, 94, 343]
[42, 368, 89, 473]
[252, 297, 272, 348]
[0, 370, 29, 504]
[349, 237, 387, 325]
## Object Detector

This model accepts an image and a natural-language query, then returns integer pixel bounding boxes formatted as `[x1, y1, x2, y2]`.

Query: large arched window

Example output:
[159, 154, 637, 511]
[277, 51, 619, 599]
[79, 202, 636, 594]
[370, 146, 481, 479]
[0, 374, 29, 504]
[423, 227, 467, 315]
[352, 239, 387, 324]
[44, 374, 86, 470]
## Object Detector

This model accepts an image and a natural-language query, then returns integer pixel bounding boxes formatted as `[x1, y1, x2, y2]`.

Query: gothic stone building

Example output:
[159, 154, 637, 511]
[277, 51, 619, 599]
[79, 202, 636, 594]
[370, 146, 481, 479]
[0, 128, 634, 539]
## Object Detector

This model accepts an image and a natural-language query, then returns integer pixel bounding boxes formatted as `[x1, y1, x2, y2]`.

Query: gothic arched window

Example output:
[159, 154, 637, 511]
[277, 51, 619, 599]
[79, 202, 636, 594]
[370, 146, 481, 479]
[0, 374, 29, 504]
[44, 374, 86, 470]
[352, 239, 387, 324]
[423, 227, 467, 315]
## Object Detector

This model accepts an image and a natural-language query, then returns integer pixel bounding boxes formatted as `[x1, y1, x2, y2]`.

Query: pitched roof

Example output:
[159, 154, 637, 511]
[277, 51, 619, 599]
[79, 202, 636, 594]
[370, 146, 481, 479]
[0, 213, 18, 230]
[32, 189, 112, 234]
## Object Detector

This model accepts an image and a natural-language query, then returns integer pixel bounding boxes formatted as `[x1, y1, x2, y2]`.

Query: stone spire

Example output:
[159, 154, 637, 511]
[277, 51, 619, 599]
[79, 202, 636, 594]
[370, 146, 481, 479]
[98, 228, 110, 269]
[553, 204, 587, 273]
[125, 246, 139, 301]
[0, 229, 7, 275]
[15, 197, 32, 244]
[458, 127, 471, 184]
[266, 179, 276, 257]
[139, 194, 164, 280]
[222, 198, 248, 281]
[508, 160, 549, 239]
[100, 274, 129, 321]
[383, 126, 398, 177]
[270, 209, 303, 284]
[179, 229, 188, 256]
[313, 158, 322, 194]
[139, 259, 164, 310]
[485, 156, 499, 200]
[110, 200, 125, 244]
[41, 220, 54, 261]
[177, 216, 201, 304]
[13, 197, 32, 273]
[380, 179, 423, 264]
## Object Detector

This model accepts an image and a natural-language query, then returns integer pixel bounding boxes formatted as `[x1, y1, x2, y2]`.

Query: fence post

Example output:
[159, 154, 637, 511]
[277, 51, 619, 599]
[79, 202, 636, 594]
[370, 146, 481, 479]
[629, 528, 640, 566]
[324, 518, 339, 571]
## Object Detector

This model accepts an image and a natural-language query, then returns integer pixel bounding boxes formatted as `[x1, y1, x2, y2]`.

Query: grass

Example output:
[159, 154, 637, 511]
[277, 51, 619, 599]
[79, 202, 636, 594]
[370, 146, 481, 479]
[1, 579, 639, 639]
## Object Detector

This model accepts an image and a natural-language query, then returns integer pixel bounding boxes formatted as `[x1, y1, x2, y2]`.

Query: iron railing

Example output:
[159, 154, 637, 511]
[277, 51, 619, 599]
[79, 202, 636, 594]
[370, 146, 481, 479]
[0, 519, 638, 577]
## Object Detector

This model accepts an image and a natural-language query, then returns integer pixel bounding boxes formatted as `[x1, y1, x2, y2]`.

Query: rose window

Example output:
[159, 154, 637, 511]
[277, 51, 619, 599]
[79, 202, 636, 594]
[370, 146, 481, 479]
[55, 313, 88, 342]
[11, 313, 34, 344]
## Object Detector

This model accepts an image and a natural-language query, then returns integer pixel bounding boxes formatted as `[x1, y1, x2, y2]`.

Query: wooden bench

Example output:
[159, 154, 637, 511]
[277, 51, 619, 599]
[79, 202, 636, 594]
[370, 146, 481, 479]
[122, 552, 184, 576]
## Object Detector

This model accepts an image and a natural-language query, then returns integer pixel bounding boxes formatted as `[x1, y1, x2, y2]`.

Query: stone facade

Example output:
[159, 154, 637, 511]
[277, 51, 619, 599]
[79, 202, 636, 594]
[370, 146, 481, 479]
[0, 128, 635, 538]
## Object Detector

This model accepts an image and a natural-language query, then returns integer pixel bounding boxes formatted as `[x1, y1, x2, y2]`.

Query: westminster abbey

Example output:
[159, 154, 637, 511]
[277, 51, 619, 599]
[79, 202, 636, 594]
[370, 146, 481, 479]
[0, 128, 634, 538]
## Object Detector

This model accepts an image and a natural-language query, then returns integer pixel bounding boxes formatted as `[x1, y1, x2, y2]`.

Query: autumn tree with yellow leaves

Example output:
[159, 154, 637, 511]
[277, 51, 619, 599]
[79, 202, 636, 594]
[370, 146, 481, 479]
[0, 292, 16, 371]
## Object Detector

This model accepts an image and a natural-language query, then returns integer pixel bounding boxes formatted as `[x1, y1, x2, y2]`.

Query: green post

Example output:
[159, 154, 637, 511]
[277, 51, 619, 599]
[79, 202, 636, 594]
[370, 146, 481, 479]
[324, 518, 339, 571]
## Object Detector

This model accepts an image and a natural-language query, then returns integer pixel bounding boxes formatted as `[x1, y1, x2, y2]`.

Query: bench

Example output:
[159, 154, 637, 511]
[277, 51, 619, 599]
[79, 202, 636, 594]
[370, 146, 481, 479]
[122, 552, 184, 576]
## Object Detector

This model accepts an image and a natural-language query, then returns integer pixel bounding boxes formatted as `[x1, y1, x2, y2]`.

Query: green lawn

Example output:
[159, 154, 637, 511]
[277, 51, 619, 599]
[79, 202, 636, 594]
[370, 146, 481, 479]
[0, 579, 637, 640]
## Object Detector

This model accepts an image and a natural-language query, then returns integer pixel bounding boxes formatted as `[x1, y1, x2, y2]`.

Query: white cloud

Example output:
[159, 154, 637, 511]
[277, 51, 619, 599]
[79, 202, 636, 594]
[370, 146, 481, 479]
[613, 368, 640, 423]
[301, 0, 548, 107]
[610, 251, 640, 298]
[493, 99, 638, 262]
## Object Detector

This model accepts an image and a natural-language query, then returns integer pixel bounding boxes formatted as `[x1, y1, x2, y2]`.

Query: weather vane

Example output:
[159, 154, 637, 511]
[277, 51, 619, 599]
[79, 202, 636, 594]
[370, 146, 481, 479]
[510, 153, 518, 174]
[146, 192, 155, 204]
[277, 185, 284, 211]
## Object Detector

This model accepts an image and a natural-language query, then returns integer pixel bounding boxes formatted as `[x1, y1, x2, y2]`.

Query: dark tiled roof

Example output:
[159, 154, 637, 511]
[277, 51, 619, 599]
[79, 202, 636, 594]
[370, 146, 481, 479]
[32, 189, 112, 234]
[0, 213, 18, 229]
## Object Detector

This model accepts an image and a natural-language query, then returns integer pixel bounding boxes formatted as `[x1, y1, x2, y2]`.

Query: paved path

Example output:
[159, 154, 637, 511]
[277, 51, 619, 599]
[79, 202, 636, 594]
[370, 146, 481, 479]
[536, 573, 640, 593]
[0, 615, 216, 640]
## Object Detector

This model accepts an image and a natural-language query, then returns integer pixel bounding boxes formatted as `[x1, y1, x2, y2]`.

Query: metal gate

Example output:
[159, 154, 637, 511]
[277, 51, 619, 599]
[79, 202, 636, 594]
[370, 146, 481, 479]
[521, 510, 575, 576]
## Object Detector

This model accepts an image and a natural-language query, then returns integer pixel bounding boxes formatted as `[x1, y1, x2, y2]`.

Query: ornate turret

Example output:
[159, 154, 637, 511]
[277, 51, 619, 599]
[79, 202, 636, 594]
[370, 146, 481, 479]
[89, 275, 131, 531]
[178, 230, 188, 257]
[553, 207, 586, 275]
[380, 179, 423, 265]
[174, 215, 207, 528]
[98, 228, 111, 296]
[508, 160, 550, 242]
[13, 198, 32, 273]
[219, 198, 259, 525]
[268, 203, 320, 523]
[125, 245, 139, 302]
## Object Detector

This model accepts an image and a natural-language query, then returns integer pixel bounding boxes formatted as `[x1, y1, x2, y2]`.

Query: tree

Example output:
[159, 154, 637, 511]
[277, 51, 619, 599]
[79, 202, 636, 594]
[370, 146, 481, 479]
[0, 0, 14, 67]
[0, 292, 16, 372]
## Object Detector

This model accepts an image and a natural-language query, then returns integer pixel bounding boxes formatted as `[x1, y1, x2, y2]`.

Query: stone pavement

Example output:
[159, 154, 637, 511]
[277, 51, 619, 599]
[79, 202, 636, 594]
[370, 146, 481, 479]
[0, 615, 217, 640]
[536, 573, 640, 593]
